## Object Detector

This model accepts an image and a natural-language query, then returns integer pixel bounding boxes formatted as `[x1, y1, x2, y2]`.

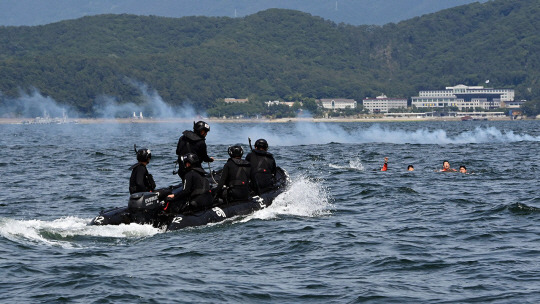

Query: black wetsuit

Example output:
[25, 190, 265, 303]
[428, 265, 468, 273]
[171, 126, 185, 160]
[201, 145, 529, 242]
[129, 163, 156, 194]
[176, 130, 213, 180]
[169, 167, 213, 213]
[215, 158, 251, 203]
[245, 149, 276, 194]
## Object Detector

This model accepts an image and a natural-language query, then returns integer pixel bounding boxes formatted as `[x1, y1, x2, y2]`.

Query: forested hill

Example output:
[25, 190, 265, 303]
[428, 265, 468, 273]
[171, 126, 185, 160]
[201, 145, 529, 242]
[0, 0, 539, 116]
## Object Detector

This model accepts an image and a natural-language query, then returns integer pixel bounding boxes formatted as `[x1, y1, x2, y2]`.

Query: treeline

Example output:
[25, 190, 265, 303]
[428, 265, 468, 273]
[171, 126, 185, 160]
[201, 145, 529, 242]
[0, 0, 539, 117]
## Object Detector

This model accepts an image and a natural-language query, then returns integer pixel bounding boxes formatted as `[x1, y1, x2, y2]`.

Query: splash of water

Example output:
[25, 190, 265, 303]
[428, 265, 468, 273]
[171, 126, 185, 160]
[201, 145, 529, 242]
[0, 216, 161, 248]
[242, 175, 333, 222]
[349, 158, 365, 170]
[329, 157, 365, 171]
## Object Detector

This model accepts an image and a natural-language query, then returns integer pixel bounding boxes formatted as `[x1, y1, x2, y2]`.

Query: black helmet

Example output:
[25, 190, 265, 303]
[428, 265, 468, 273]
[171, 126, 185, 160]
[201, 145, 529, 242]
[136, 148, 151, 162]
[228, 145, 243, 158]
[254, 138, 269, 150]
[193, 121, 210, 133]
[182, 153, 199, 168]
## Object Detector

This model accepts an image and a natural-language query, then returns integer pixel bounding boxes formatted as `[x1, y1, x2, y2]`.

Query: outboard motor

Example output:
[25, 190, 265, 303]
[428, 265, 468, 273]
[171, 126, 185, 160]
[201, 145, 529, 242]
[128, 192, 163, 225]
[128, 192, 162, 210]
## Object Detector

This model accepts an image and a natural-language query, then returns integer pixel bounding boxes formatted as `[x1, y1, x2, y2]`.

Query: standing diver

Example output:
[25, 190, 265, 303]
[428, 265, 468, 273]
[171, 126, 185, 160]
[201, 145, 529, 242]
[245, 139, 277, 194]
[166, 153, 213, 213]
[176, 121, 214, 181]
[129, 147, 156, 194]
[214, 145, 251, 204]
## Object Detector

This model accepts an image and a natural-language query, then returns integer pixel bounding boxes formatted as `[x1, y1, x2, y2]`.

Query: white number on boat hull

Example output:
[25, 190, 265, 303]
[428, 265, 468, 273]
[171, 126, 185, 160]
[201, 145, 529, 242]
[93, 216, 104, 225]
[254, 196, 266, 209]
[172, 217, 183, 224]
[212, 207, 226, 218]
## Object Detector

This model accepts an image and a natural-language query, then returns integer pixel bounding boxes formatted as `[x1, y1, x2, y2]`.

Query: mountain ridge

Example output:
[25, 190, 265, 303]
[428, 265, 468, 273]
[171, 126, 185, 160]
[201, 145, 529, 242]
[0, 0, 538, 116]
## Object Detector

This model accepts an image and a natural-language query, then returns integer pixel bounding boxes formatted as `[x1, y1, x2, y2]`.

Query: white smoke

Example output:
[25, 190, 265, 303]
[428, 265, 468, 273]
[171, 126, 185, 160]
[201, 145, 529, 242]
[0, 88, 78, 118]
[93, 79, 200, 119]
[209, 123, 540, 146]
[352, 125, 540, 144]
[0, 81, 201, 119]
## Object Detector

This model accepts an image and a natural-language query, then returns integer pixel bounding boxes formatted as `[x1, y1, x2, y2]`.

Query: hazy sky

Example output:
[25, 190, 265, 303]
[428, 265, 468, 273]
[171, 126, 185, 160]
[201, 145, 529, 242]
[0, 0, 488, 26]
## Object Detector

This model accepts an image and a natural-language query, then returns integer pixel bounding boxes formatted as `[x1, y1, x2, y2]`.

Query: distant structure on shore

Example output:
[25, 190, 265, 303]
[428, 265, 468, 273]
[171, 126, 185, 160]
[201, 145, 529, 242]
[363, 94, 407, 113]
[411, 84, 515, 110]
[224, 98, 248, 104]
[319, 98, 357, 110]
[21, 110, 77, 124]
[132, 112, 144, 119]
[265, 100, 301, 107]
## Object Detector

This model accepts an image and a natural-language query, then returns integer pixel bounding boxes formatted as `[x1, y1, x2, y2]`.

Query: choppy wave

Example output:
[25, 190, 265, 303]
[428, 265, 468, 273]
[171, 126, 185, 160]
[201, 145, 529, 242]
[0, 216, 161, 248]
[2, 121, 540, 302]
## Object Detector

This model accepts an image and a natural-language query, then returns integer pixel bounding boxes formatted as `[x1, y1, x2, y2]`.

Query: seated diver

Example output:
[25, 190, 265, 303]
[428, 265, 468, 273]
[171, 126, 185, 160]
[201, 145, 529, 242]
[129, 147, 156, 194]
[214, 145, 251, 204]
[165, 153, 213, 214]
[245, 139, 277, 194]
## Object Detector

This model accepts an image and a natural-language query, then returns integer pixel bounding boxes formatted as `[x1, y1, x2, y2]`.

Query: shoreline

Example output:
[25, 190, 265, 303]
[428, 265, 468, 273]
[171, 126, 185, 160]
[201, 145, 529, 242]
[0, 116, 520, 125]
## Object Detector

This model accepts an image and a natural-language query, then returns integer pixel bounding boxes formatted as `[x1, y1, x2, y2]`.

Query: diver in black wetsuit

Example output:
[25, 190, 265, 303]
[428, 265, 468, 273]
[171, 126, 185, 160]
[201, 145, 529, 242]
[176, 121, 214, 181]
[214, 145, 251, 203]
[166, 153, 213, 213]
[245, 139, 277, 195]
[129, 148, 156, 194]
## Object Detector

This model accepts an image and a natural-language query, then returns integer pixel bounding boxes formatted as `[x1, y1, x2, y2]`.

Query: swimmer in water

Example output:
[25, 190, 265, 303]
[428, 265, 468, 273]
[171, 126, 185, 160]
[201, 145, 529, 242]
[407, 165, 414, 171]
[440, 160, 457, 172]
[381, 157, 388, 171]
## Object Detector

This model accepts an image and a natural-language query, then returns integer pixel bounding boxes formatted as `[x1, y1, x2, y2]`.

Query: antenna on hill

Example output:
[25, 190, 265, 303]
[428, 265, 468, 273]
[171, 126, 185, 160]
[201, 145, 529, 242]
[335, 1, 338, 11]
[234, 8, 237, 17]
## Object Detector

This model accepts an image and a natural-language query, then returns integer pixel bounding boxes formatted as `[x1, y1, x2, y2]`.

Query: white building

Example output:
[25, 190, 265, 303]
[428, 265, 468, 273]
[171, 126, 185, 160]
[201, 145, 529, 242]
[224, 98, 249, 104]
[411, 84, 514, 110]
[363, 94, 407, 113]
[265, 100, 302, 107]
[266, 100, 280, 107]
[502, 100, 525, 109]
[319, 98, 357, 110]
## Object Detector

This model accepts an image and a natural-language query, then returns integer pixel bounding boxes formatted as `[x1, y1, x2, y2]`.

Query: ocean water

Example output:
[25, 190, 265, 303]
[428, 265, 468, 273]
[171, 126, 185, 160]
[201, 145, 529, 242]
[1, 120, 540, 303]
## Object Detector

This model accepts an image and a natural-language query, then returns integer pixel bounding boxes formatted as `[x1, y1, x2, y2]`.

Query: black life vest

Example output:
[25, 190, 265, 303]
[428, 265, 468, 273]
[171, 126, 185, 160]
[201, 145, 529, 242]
[129, 162, 156, 194]
[248, 151, 275, 192]
[189, 168, 211, 197]
[228, 158, 251, 188]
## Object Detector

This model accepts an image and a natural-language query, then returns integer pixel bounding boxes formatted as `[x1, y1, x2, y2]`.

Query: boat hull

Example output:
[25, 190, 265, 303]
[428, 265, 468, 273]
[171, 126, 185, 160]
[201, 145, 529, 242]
[90, 167, 288, 230]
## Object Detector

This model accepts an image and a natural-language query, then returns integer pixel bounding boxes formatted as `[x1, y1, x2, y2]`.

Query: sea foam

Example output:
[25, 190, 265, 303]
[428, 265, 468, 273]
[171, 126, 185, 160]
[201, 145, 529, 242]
[0, 216, 161, 248]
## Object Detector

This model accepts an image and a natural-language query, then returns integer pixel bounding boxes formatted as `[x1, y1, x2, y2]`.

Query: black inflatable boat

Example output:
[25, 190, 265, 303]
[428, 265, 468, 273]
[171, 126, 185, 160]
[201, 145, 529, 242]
[90, 167, 289, 231]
